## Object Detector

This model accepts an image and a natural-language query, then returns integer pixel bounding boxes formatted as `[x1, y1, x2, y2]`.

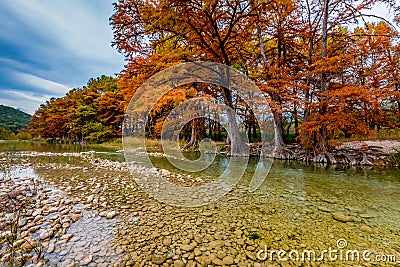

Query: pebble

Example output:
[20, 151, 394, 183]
[211, 257, 224, 265]
[18, 218, 27, 227]
[163, 238, 172, 246]
[71, 214, 82, 222]
[222, 256, 234, 265]
[216, 250, 226, 259]
[60, 234, 73, 241]
[181, 242, 198, 252]
[89, 245, 101, 253]
[39, 229, 54, 240]
[47, 242, 55, 253]
[332, 212, 354, 223]
[1, 151, 396, 267]
[106, 210, 117, 219]
[360, 225, 374, 233]
[174, 259, 185, 267]
[318, 206, 332, 212]
[359, 213, 376, 219]
[160, 169, 171, 176]
[194, 248, 202, 256]
[21, 238, 36, 250]
[209, 240, 224, 249]
[202, 211, 213, 217]
[245, 251, 256, 260]
[86, 195, 94, 203]
[151, 255, 167, 264]
[80, 255, 93, 265]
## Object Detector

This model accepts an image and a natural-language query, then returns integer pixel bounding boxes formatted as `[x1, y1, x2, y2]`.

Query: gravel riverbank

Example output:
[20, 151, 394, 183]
[1, 152, 399, 266]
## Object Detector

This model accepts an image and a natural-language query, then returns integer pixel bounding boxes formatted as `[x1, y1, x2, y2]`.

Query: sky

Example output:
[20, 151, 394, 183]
[0, 0, 125, 114]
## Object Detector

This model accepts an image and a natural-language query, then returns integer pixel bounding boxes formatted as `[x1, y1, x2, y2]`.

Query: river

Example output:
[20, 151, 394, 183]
[1, 141, 399, 266]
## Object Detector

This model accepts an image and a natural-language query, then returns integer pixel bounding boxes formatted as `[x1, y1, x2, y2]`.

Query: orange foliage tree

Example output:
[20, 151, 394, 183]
[110, 0, 400, 155]
[29, 76, 123, 143]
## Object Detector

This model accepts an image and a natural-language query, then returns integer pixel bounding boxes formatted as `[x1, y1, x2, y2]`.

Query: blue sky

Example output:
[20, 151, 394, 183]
[0, 0, 125, 114]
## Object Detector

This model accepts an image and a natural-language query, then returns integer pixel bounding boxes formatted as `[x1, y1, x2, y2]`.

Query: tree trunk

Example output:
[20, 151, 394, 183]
[396, 85, 400, 113]
[321, 0, 329, 61]
[219, 64, 249, 156]
[294, 104, 299, 138]
[304, 0, 314, 123]
[319, 0, 330, 151]
[247, 121, 252, 143]
[208, 117, 213, 139]
[223, 88, 249, 156]
[252, 119, 257, 141]
[258, 25, 286, 153]
[181, 122, 198, 151]
[285, 116, 293, 138]
[274, 112, 286, 154]
[217, 122, 221, 141]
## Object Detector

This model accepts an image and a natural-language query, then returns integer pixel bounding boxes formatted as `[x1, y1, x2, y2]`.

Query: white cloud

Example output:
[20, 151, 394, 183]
[0, 58, 35, 71]
[11, 71, 70, 95]
[0, 89, 50, 114]
[0, 90, 47, 103]
[0, 1, 126, 114]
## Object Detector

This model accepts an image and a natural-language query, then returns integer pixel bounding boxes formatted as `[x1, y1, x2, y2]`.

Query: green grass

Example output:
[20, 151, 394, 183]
[389, 148, 400, 167]
[337, 128, 400, 142]
[96, 140, 123, 150]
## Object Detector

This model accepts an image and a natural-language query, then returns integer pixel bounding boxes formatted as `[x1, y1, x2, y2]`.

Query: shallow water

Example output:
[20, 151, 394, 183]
[0, 140, 116, 153]
[1, 143, 400, 266]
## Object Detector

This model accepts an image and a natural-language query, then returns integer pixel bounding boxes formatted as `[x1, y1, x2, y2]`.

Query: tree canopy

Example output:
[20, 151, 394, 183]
[28, 0, 400, 153]
[28, 76, 124, 143]
[0, 105, 31, 134]
[110, 0, 400, 154]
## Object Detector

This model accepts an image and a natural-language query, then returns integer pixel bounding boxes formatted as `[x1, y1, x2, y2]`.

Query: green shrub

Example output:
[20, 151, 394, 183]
[248, 232, 261, 240]
[0, 128, 15, 140]
[283, 132, 297, 143]
[15, 132, 32, 140]
[389, 149, 400, 167]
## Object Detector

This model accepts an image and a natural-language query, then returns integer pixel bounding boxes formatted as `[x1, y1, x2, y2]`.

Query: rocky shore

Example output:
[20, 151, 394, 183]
[247, 140, 400, 166]
[0, 163, 86, 265]
[1, 152, 399, 266]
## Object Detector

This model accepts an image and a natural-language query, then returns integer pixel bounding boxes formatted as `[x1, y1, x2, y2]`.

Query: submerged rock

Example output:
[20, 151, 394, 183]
[360, 225, 374, 233]
[151, 255, 167, 264]
[222, 256, 234, 265]
[86, 194, 94, 203]
[47, 242, 55, 253]
[332, 212, 354, 223]
[180, 242, 198, 251]
[71, 214, 82, 222]
[80, 255, 93, 265]
[39, 229, 54, 240]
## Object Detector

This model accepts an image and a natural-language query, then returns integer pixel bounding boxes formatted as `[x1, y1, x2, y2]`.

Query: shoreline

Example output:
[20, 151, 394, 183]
[1, 138, 399, 167]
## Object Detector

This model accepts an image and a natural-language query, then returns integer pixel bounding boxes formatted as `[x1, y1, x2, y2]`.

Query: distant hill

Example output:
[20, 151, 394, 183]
[0, 105, 31, 133]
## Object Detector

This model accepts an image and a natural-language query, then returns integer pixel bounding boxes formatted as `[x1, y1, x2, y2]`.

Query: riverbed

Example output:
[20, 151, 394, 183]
[0, 143, 399, 266]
